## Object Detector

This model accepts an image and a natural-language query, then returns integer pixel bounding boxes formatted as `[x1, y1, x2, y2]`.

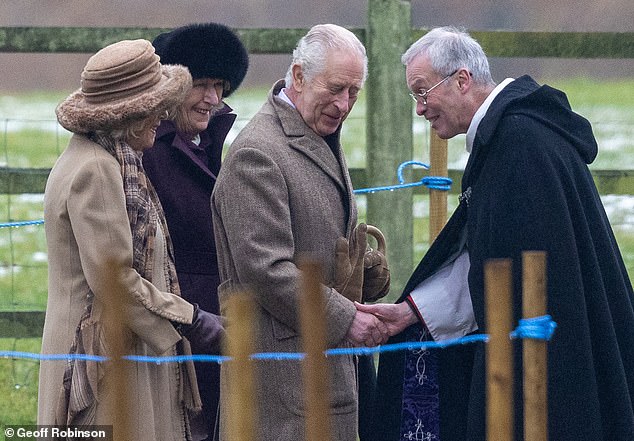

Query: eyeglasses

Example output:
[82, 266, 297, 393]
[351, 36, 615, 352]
[409, 70, 459, 105]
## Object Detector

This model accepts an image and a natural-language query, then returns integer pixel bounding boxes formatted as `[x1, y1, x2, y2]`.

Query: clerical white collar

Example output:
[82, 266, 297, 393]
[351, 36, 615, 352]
[466, 78, 514, 153]
[278, 88, 296, 108]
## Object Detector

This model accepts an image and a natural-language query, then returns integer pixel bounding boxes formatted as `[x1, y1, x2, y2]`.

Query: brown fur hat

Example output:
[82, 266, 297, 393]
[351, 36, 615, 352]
[56, 39, 192, 134]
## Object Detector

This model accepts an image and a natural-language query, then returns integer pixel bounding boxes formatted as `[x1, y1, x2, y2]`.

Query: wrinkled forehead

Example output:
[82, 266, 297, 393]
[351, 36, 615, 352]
[405, 54, 437, 89]
[315, 49, 366, 87]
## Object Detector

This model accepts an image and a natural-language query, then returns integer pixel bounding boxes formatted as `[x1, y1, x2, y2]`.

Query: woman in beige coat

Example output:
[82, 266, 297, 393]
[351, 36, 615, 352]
[38, 39, 224, 441]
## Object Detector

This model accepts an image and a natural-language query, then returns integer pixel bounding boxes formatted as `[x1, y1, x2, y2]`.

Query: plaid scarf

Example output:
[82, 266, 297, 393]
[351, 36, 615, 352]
[92, 133, 180, 295]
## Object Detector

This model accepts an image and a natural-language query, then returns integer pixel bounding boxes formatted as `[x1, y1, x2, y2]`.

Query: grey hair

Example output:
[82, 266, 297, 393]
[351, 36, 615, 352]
[402, 26, 495, 86]
[284, 24, 368, 88]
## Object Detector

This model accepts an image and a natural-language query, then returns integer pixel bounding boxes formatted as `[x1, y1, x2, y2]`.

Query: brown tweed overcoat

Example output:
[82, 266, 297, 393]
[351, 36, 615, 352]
[212, 81, 360, 440]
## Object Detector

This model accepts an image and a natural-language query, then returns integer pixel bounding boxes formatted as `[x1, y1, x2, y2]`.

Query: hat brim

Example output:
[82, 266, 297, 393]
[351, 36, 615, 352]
[56, 64, 192, 134]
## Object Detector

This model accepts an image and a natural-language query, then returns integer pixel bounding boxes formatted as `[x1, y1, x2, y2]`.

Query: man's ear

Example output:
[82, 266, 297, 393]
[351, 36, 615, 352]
[457, 68, 471, 92]
[291, 64, 304, 92]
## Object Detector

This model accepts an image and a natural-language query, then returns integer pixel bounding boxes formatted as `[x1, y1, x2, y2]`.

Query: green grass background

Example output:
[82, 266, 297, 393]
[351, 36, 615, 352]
[0, 77, 632, 424]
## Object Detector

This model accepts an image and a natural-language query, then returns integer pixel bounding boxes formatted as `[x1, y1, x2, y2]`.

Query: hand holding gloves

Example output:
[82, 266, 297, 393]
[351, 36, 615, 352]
[333, 223, 367, 302]
[362, 225, 390, 302]
[333, 223, 390, 303]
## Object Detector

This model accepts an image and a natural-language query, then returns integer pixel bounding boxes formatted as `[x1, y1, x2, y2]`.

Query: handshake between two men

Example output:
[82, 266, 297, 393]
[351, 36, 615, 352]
[333, 223, 418, 348]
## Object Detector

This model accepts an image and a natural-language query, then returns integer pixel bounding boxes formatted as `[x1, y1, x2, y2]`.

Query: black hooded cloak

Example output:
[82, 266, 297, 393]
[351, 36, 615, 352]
[373, 75, 634, 441]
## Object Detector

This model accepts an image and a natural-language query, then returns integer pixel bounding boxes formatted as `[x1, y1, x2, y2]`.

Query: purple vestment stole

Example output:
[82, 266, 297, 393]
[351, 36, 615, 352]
[400, 325, 440, 440]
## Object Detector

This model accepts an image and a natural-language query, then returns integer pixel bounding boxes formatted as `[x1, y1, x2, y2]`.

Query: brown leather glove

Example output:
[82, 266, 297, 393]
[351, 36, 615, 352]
[362, 225, 390, 302]
[333, 223, 367, 302]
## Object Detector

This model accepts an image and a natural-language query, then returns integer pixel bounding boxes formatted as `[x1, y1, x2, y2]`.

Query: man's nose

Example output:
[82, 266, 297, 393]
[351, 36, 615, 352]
[333, 93, 351, 113]
[416, 100, 427, 116]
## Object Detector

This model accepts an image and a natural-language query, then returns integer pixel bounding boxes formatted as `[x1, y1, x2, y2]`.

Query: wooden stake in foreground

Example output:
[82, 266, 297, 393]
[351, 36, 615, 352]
[485, 258, 514, 441]
[522, 251, 548, 441]
[224, 293, 257, 441]
[299, 259, 332, 441]
[102, 258, 132, 440]
[429, 130, 448, 243]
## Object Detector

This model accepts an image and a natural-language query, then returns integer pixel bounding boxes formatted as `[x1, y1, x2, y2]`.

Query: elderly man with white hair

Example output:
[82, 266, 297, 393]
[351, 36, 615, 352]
[212, 24, 390, 441]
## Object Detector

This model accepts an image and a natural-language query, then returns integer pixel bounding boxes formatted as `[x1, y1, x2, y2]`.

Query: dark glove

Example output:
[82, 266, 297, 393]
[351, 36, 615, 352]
[362, 225, 390, 302]
[180, 304, 225, 355]
[333, 223, 367, 302]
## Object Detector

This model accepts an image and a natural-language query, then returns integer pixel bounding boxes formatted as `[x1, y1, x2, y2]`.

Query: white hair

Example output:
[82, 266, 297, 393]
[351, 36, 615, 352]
[284, 24, 368, 88]
[402, 26, 495, 86]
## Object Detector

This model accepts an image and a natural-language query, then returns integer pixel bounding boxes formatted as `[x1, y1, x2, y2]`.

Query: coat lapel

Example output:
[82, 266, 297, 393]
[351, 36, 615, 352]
[266, 81, 357, 234]
[288, 134, 357, 236]
[269, 83, 349, 195]
[287, 136, 347, 193]
[173, 137, 216, 178]
[154, 112, 234, 181]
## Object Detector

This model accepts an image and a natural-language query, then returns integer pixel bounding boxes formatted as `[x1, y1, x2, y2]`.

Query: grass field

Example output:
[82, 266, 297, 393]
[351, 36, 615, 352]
[0, 77, 632, 424]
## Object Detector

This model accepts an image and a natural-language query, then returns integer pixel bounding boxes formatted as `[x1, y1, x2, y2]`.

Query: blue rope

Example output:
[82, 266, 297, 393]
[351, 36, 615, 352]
[0, 161, 453, 229]
[354, 160, 452, 194]
[0, 333, 491, 363]
[0, 219, 44, 228]
[125, 354, 231, 364]
[0, 319, 559, 364]
[510, 315, 557, 341]
[0, 351, 108, 362]
[326, 334, 490, 356]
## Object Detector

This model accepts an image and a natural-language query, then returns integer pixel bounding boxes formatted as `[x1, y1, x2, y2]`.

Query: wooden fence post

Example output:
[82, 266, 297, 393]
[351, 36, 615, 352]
[102, 259, 132, 440]
[224, 293, 257, 441]
[299, 259, 331, 441]
[522, 251, 548, 441]
[429, 131, 448, 242]
[485, 258, 514, 441]
[366, 0, 413, 302]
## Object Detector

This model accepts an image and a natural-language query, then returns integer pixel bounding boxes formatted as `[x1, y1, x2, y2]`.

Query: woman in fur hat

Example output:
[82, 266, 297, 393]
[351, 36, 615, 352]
[142, 23, 249, 441]
[38, 39, 225, 441]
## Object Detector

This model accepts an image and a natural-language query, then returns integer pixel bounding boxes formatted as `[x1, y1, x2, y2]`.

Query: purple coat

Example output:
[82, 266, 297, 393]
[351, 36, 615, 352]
[143, 105, 236, 439]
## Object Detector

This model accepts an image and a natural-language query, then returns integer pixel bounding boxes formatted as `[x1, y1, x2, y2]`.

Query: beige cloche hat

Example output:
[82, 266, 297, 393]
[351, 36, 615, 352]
[56, 39, 192, 134]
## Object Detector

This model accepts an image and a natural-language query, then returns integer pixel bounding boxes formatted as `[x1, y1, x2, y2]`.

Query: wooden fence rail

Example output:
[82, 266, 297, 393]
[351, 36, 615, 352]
[2, 27, 634, 58]
[0, 167, 632, 196]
